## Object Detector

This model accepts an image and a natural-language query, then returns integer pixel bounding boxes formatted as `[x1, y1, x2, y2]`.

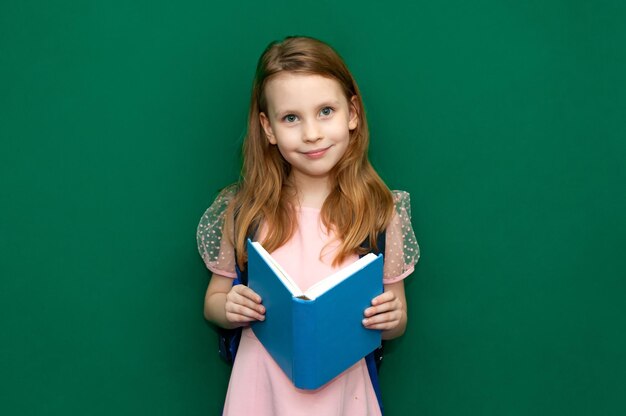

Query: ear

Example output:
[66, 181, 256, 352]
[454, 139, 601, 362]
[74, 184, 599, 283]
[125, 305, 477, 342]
[259, 112, 277, 145]
[348, 95, 359, 131]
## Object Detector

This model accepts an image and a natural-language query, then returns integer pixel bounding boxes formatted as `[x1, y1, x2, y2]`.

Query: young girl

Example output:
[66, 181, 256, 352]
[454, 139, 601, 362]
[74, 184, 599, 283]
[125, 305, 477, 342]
[197, 36, 419, 415]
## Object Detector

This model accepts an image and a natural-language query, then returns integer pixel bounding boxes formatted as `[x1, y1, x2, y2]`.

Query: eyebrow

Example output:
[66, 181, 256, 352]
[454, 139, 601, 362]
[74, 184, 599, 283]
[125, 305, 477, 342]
[274, 100, 342, 115]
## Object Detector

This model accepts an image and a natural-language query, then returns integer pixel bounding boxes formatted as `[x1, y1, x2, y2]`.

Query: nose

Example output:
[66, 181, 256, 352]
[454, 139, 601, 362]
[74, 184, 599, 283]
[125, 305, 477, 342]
[302, 119, 322, 143]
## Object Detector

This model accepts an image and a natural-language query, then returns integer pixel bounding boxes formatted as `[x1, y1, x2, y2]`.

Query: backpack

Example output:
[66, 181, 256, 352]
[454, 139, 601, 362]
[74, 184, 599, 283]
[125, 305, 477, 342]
[216, 231, 387, 411]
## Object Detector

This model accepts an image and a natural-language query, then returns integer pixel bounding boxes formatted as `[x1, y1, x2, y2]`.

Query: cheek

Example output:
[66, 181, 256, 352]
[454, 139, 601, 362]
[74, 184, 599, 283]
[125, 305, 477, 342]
[274, 129, 299, 148]
[327, 120, 351, 141]
[271, 140, 292, 163]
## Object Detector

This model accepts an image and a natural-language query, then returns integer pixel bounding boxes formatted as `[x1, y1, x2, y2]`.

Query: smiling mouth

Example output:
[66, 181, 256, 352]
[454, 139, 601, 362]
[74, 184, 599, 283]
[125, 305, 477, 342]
[303, 146, 331, 159]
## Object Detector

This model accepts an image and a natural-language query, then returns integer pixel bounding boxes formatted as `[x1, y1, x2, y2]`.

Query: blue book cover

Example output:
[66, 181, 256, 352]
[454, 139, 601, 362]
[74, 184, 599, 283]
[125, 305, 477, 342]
[247, 239, 383, 390]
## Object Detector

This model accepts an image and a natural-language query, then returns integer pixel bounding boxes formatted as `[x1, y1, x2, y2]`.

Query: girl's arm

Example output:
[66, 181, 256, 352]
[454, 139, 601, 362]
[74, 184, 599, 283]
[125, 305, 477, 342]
[204, 274, 266, 329]
[362, 280, 407, 340]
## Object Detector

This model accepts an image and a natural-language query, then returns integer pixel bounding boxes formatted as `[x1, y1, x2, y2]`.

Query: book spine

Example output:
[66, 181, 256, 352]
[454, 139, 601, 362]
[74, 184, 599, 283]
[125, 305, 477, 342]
[292, 298, 318, 389]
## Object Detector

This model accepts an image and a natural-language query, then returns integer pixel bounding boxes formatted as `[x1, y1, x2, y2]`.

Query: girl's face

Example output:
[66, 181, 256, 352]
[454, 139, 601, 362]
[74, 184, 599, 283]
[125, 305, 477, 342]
[259, 72, 358, 185]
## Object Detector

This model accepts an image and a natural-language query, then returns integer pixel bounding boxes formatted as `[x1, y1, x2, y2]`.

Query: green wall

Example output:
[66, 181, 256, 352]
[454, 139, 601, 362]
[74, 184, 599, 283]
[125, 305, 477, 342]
[2, 1, 625, 414]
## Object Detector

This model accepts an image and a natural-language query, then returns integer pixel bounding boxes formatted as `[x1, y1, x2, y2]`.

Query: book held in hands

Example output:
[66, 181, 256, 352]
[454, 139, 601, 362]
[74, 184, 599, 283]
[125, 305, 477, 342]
[247, 239, 383, 390]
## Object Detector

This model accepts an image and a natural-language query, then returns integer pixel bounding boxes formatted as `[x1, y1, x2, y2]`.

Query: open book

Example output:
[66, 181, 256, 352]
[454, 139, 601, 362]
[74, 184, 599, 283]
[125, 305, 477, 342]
[247, 239, 383, 390]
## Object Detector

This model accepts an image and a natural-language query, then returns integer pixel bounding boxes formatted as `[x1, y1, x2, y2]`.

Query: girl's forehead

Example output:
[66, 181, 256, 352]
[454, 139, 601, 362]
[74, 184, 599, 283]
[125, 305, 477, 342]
[264, 72, 346, 110]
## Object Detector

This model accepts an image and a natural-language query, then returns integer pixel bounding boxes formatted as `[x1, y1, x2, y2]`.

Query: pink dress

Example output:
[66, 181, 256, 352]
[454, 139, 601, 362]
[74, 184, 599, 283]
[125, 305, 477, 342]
[197, 187, 419, 416]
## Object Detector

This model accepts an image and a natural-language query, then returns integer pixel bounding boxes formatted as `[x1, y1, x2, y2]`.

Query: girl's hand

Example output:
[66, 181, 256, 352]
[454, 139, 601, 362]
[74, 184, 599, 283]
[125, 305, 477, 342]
[362, 281, 407, 339]
[224, 285, 266, 326]
[362, 291, 403, 331]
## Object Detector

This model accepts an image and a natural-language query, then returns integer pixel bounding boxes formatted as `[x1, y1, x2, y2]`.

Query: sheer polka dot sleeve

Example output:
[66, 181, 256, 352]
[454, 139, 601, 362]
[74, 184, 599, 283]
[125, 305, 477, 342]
[196, 185, 238, 279]
[383, 190, 420, 284]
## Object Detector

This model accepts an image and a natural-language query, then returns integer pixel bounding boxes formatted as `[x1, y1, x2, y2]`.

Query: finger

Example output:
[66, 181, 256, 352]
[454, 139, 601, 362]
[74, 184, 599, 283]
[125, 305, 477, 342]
[226, 294, 266, 317]
[371, 291, 395, 306]
[228, 289, 265, 315]
[364, 299, 401, 317]
[362, 311, 402, 330]
[363, 309, 402, 325]
[226, 311, 263, 324]
[232, 285, 263, 304]
[226, 286, 265, 313]
[364, 320, 399, 331]
[225, 304, 266, 322]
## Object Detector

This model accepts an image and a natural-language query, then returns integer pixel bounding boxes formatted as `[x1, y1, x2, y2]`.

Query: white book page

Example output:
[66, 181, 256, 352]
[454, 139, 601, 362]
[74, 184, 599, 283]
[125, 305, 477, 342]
[251, 241, 304, 297]
[304, 253, 379, 300]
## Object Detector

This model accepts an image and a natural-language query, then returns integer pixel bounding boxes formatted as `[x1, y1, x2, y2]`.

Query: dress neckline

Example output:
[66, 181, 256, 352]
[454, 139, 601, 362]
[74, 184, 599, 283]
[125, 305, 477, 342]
[298, 205, 322, 211]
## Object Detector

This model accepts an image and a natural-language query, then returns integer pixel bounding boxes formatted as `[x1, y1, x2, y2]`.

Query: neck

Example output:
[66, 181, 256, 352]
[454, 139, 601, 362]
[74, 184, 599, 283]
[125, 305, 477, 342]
[290, 172, 332, 209]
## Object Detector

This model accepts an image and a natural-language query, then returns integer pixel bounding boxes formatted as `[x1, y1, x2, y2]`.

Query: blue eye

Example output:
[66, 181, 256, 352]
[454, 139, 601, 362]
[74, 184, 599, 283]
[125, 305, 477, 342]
[320, 107, 333, 116]
[284, 114, 297, 123]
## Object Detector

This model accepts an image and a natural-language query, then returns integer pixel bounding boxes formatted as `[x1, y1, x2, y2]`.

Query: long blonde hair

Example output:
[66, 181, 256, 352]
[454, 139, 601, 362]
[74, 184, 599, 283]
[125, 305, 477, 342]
[226, 36, 394, 268]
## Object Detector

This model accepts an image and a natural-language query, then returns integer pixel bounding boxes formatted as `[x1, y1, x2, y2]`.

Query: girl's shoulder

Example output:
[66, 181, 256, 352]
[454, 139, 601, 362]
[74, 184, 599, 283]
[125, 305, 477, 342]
[197, 184, 239, 237]
[391, 189, 412, 211]
[390, 190, 414, 224]
[205, 183, 239, 216]
[196, 184, 239, 278]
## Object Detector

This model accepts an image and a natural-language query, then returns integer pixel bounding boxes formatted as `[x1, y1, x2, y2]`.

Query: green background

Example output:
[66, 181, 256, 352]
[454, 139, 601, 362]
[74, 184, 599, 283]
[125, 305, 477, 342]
[2, 1, 625, 414]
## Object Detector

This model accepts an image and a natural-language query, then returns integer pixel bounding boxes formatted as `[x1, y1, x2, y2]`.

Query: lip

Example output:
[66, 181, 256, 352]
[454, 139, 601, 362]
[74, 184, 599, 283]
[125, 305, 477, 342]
[302, 146, 331, 159]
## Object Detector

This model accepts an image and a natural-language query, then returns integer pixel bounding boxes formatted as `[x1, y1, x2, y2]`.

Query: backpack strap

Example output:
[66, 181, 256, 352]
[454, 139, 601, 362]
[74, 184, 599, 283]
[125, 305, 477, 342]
[216, 221, 257, 363]
[233, 221, 259, 286]
[360, 231, 386, 256]
[361, 231, 387, 414]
